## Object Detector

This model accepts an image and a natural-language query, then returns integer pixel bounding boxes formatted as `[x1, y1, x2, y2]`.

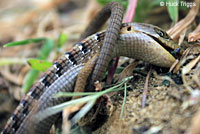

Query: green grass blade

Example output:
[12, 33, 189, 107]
[28, 59, 52, 72]
[0, 58, 27, 66]
[120, 82, 127, 118]
[3, 38, 46, 47]
[22, 39, 54, 92]
[35, 95, 97, 122]
[35, 76, 133, 121]
[71, 99, 96, 126]
[37, 39, 54, 60]
[58, 32, 68, 48]
[22, 69, 40, 93]
[167, 0, 178, 23]
[55, 92, 98, 97]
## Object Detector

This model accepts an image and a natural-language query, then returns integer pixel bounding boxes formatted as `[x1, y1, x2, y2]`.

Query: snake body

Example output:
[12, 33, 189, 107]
[1, 2, 179, 134]
[80, 2, 124, 86]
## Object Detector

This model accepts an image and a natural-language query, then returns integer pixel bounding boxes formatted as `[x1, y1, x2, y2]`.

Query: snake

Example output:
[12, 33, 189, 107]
[1, 2, 179, 134]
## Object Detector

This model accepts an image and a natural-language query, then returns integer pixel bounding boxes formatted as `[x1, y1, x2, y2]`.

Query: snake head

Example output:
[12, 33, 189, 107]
[118, 23, 180, 68]
[121, 23, 179, 50]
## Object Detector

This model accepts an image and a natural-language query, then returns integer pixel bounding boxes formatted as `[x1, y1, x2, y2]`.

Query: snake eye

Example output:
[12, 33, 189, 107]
[157, 30, 164, 37]
[155, 28, 170, 39]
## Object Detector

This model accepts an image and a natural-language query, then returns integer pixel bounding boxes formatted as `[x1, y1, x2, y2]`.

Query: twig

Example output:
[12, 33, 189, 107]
[142, 67, 152, 108]
[167, 0, 199, 40]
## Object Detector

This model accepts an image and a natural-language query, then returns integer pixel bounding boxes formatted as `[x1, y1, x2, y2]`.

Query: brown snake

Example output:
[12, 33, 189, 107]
[1, 2, 180, 134]
[79, 2, 124, 87]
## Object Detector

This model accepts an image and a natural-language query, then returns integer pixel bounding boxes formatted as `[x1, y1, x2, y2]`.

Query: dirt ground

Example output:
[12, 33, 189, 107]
[0, 0, 200, 134]
[95, 71, 199, 134]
